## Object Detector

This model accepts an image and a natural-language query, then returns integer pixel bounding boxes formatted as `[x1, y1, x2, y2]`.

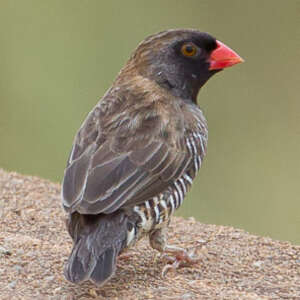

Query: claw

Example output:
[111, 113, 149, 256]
[162, 259, 181, 277]
[160, 245, 202, 277]
[161, 254, 176, 263]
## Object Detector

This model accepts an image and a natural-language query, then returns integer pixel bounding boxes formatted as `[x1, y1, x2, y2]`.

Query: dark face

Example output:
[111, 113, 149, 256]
[130, 29, 243, 103]
[133, 30, 220, 101]
[159, 32, 220, 100]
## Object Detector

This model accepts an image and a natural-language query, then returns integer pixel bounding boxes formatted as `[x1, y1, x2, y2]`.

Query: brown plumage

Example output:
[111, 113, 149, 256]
[62, 29, 243, 285]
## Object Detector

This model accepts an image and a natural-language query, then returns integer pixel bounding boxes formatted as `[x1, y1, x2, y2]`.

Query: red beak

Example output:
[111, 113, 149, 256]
[209, 40, 244, 70]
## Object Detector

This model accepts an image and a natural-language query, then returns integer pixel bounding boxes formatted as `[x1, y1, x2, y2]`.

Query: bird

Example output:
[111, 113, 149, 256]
[61, 29, 243, 285]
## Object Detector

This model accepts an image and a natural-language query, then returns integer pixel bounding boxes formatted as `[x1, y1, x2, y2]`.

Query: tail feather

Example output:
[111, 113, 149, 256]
[64, 211, 128, 285]
[89, 246, 116, 283]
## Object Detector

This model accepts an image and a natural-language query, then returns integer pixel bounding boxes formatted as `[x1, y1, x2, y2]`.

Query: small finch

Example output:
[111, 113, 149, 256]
[62, 29, 243, 285]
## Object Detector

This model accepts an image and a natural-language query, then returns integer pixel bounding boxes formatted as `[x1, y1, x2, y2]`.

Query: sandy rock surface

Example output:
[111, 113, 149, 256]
[0, 169, 299, 299]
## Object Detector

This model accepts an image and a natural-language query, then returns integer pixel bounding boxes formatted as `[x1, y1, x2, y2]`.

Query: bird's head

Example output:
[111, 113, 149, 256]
[125, 29, 244, 102]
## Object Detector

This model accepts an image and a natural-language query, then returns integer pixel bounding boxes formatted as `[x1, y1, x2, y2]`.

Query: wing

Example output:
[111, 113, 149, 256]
[62, 97, 204, 215]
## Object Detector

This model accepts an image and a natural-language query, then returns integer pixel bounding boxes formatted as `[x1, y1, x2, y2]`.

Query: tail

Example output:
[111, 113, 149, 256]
[64, 211, 128, 285]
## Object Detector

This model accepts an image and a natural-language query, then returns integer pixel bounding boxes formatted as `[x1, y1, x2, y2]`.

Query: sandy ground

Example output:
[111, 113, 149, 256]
[0, 169, 299, 300]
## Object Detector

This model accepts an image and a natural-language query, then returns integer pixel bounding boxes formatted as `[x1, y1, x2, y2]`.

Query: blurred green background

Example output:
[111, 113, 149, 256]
[0, 1, 299, 244]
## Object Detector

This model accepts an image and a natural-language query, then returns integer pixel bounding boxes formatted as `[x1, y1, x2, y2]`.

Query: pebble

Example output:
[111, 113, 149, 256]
[16, 249, 24, 255]
[0, 246, 11, 256]
[181, 293, 194, 299]
[45, 275, 55, 281]
[7, 280, 17, 289]
[89, 288, 98, 298]
[14, 265, 22, 273]
[53, 287, 62, 293]
[253, 261, 263, 267]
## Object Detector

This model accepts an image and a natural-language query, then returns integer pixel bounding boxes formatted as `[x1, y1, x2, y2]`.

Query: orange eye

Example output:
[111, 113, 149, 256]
[181, 43, 197, 57]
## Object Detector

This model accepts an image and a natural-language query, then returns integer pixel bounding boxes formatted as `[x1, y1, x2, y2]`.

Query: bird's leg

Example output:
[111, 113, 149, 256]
[149, 227, 200, 277]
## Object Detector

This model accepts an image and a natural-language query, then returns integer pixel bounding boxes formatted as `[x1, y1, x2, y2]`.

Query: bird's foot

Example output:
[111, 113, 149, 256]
[161, 245, 202, 277]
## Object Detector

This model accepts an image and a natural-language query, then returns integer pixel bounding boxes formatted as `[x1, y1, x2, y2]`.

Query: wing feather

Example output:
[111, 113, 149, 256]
[62, 97, 207, 215]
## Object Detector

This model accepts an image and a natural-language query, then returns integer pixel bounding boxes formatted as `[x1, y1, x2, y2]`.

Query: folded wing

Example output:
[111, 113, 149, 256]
[62, 103, 193, 215]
